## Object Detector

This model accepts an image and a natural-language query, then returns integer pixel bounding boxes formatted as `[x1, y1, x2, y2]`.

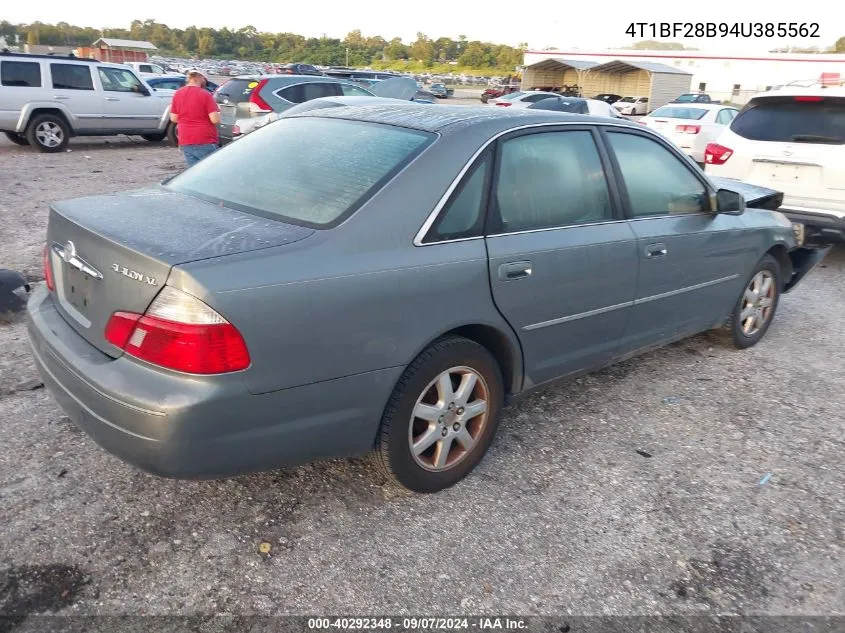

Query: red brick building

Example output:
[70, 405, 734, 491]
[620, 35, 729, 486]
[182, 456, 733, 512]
[77, 38, 157, 63]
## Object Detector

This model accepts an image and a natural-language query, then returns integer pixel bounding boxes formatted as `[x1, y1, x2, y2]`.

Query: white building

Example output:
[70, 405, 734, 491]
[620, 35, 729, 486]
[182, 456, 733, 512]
[523, 49, 845, 104]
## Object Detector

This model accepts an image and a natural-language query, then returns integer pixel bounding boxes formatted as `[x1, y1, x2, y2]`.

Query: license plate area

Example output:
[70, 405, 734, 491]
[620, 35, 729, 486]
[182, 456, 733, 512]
[64, 266, 95, 314]
[753, 161, 822, 186]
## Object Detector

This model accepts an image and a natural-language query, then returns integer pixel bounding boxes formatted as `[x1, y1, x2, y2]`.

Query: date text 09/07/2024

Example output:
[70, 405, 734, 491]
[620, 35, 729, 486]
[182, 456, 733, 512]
[307, 617, 528, 630]
[625, 22, 820, 38]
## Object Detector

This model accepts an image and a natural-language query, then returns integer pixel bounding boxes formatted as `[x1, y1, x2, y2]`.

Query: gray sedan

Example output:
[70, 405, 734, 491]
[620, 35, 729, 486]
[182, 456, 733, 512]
[27, 104, 827, 493]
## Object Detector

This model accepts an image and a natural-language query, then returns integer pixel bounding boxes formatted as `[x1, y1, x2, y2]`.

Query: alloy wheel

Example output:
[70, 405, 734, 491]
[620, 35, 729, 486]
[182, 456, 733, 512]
[740, 270, 776, 336]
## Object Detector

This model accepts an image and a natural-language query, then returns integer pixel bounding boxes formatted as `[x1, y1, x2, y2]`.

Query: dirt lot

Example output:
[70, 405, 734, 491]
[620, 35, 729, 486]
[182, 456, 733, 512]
[0, 131, 843, 623]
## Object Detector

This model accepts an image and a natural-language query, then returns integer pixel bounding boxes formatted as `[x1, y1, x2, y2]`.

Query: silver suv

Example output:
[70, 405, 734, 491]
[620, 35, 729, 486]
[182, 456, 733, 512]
[0, 52, 174, 152]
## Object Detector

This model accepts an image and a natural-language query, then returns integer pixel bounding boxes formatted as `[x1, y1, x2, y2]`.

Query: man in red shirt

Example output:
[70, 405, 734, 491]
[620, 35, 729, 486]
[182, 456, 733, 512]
[170, 69, 221, 167]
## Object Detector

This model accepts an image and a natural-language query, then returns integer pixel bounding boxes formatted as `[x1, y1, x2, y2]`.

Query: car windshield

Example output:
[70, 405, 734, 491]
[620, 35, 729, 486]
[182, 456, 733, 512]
[731, 96, 845, 144]
[618, 97, 636, 103]
[650, 106, 708, 120]
[165, 117, 435, 227]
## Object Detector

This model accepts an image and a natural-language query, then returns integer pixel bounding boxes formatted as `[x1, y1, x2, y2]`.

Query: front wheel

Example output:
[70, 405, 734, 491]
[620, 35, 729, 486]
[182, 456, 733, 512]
[372, 337, 504, 493]
[718, 254, 781, 349]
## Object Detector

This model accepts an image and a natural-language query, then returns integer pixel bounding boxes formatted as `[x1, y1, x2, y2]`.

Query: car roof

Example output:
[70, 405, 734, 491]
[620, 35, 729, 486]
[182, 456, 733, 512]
[288, 102, 643, 134]
[750, 85, 845, 99]
[227, 74, 346, 84]
[652, 103, 726, 111]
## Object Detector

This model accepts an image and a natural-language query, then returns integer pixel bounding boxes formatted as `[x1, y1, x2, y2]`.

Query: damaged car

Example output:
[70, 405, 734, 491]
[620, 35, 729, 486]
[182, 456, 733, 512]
[28, 104, 828, 493]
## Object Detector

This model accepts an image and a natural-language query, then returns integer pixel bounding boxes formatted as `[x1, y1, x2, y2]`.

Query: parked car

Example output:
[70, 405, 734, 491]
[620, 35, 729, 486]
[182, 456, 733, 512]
[144, 75, 220, 97]
[593, 93, 623, 104]
[490, 91, 560, 108]
[480, 84, 520, 103]
[124, 61, 167, 77]
[639, 103, 739, 164]
[673, 93, 713, 104]
[527, 96, 624, 118]
[428, 83, 454, 98]
[705, 85, 845, 246]
[0, 52, 175, 151]
[215, 75, 423, 144]
[28, 104, 825, 493]
[613, 96, 649, 115]
[279, 63, 324, 76]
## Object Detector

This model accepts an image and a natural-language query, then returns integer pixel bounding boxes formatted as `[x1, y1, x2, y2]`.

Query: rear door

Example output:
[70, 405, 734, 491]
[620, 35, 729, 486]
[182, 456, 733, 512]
[600, 128, 754, 353]
[723, 95, 845, 211]
[48, 63, 104, 132]
[96, 66, 164, 132]
[484, 126, 640, 386]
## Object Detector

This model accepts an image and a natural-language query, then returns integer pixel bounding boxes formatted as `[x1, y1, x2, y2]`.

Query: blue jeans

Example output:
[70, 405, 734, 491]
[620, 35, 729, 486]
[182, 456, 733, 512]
[182, 143, 218, 167]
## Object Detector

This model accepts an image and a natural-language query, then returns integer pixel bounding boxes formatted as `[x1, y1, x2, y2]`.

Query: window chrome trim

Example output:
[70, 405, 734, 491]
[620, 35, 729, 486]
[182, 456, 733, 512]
[522, 274, 741, 331]
[413, 120, 705, 247]
[271, 79, 372, 103]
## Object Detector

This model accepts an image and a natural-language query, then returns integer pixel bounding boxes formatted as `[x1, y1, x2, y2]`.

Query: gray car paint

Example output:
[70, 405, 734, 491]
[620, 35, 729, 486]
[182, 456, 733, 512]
[27, 104, 814, 479]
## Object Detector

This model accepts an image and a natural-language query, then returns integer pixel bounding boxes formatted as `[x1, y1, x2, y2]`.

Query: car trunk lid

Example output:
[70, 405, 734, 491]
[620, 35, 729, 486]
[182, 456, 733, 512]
[46, 187, 314, 357]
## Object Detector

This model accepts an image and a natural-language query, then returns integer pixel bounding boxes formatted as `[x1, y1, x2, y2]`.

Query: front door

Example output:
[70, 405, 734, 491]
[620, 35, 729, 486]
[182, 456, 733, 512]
[485, 127, 640, 388]
[600, 128, 755, 354]
[48, 63, 104, 133]
[97, 67, 164, 132]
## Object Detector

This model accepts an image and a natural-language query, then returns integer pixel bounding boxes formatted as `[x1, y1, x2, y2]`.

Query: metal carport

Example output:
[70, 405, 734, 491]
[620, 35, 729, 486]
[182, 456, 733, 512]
[581, 60, 692, 111]
[521, 58, 599, 93]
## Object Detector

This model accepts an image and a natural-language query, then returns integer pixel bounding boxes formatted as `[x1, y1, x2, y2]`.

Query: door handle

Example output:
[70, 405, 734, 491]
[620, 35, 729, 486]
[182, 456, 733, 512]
[53, 95, 69, 100]
[645, 243, 667, 258]
[498, 261, 533, 281]
[105, 97, 120, 101]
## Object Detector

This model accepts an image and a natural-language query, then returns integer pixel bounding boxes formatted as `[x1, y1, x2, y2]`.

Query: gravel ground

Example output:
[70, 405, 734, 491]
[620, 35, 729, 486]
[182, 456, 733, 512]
[0, 128, 843, 624]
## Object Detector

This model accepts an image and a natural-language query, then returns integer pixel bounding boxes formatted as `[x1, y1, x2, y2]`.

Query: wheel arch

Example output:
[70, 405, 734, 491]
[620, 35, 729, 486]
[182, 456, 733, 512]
[18, 105, 74, 135]
[408, 323, 524, 397]
[765, 243, 793, 284]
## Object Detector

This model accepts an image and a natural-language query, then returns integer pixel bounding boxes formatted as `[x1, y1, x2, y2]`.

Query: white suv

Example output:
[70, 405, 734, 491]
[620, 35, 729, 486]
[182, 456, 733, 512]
[704, 85, 845, 245]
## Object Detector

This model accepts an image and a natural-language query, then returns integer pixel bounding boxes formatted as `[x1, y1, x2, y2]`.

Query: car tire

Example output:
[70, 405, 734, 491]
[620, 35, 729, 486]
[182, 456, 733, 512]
[141, 132, 166, 142]
[718, 254, 781, 349]
[372, 336, 504, 493]
[166, 123, 178, 146]
[25, 114, 70, 153]
[3, 131, 29, 146]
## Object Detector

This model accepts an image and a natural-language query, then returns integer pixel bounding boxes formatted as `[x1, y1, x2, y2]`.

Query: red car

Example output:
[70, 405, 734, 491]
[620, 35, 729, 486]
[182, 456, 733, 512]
[480, 84, 520, 103]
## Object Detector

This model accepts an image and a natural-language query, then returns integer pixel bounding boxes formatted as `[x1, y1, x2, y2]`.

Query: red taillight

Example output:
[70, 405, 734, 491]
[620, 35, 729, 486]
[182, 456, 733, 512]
[248, 79, 272, 112]
[794, 96, 823, 102]
[705, 142, 733, 165]
[43, 245, 54, 291]
[104, 287, 250, 374]
[496, 102, 512, 107]
[675, 124, 701, 134]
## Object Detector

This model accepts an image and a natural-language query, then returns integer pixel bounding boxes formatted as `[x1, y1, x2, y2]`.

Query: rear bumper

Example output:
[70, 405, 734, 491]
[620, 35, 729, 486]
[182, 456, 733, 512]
[779, 207, 845, 245]
[26, 284, 401, 479]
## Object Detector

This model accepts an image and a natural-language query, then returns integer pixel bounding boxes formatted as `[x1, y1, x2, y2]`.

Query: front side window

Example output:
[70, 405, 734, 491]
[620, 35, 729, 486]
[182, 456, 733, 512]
[1, 61, 41, 87]
[98, 67, 144, 93]
[50, 64, 94, 91]
[493, 130, 613, 233]
[606, 132, 710, 217]
[166, 118, 434, 227]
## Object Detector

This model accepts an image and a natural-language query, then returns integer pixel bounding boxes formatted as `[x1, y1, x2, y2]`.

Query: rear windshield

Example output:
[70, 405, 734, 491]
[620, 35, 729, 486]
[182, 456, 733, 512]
[499, 91, 525, 100]
[213, 78, 257, 104]
[618, 97, 636, 103]
[731, 96, 845, 144]
[165, 117, 435, 228]
[650, 106, 708, 120]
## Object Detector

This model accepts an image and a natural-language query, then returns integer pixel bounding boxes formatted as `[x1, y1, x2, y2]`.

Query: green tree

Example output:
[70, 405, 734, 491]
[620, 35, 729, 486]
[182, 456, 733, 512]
[385, 37, 408, 61]
[410, 32, 434, 63]
[835, 36, 845, 52]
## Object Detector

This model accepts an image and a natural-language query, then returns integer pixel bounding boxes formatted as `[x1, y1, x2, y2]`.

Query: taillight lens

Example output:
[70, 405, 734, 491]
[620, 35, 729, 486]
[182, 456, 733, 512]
[248, 79, 272, 113]
[676, 124, 701, 134]
[104, 286, 250, 374]
[496, 102, 512, 107]
[43, 244, 54, 291]
[794, 96, 823, 102]
[705, 142, 733, 165]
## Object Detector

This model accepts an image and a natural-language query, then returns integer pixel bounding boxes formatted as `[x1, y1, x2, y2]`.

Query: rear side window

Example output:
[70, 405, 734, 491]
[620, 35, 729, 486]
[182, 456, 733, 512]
[278, 82, 341, 103]
[165, 118, 434, 228]
[650, 106, 707, 120]
[715, 108, 737, 125]
[1, 61, 41, 87]
[50, 64, 94, 91]
[423, 154, 492, 243]
[731, 97, 845, 144]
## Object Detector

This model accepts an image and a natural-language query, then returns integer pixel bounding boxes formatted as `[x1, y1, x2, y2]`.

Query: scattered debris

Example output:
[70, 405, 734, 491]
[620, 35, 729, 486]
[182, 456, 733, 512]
[662, 396, 683, 405]
[57, 470, 68, 479]
[258, 542, 272, 554]
[759, 473, 772, 486]
[636, 449, 653, 458]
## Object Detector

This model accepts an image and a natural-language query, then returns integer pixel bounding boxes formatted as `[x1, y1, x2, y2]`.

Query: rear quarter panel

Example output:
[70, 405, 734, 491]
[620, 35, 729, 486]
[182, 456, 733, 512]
[169, 130, 523, 396]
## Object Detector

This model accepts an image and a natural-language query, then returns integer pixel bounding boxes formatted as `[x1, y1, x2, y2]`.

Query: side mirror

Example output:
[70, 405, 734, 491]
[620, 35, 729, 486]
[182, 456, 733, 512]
[716, 188, 746, 215]
[139, 86, 151, 97]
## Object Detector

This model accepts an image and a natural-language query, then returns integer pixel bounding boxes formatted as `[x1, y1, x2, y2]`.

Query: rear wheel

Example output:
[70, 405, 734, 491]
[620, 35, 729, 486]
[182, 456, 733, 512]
[25, 114, 70, 153]
[372, 337, 504, 493]
[718, 255, 781, 349]
[141, 132, 166, 142]
[3, 131, 29, 146]
[166, 123, 178, 146]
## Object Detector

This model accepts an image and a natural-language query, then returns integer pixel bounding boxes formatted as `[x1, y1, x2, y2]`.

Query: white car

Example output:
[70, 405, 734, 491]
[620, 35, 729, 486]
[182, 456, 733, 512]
[704, 85, 845, 246]
[613, 96, 649, 115]
[490, 91, 560, 108]
[524, 95, 623, 119]
[639, 103, 739, 164]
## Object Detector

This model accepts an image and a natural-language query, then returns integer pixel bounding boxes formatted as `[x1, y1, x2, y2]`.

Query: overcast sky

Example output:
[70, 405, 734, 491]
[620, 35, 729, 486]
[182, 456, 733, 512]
[3, 0, 836, 53]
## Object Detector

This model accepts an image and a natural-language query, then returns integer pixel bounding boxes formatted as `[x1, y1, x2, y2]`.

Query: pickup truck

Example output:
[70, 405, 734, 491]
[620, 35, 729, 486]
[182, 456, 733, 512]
[481, 84, 520, 103]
